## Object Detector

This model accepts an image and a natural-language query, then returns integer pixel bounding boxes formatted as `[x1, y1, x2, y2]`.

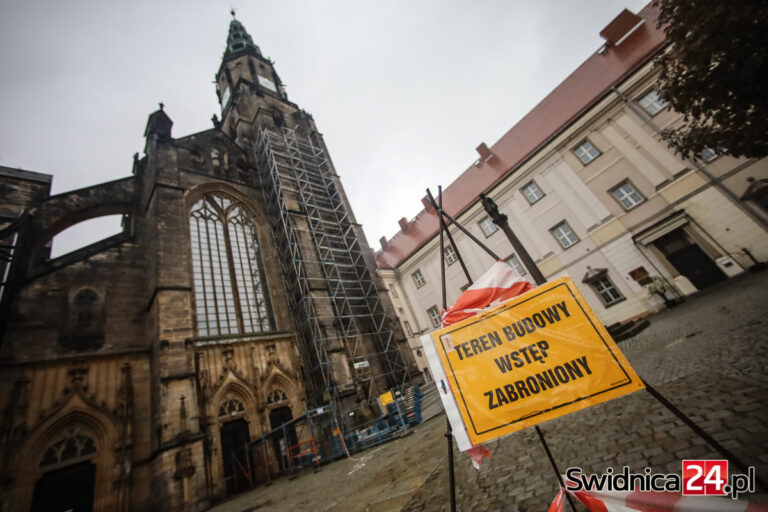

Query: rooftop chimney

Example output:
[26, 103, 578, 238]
[422, 196, 435, 212]
[600, 9, 644, 47]
[398, 217, 409, 233]
[476, 142, 494, 163]
[379, 236, 388, 250]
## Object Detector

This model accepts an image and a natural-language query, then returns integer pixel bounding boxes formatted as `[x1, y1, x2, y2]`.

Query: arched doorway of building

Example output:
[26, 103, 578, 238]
[269, 406, 297, 472]
[654, 228, 726, 290]
[219, 418, 252, 494]
[31, 430, 97, 512]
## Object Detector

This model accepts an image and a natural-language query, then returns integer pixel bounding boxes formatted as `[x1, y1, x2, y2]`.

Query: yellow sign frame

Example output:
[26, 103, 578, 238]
[431, 276, 644, 445]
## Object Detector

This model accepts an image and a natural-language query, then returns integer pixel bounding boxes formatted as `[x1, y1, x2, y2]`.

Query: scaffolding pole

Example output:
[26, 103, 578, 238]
[254, 127, 411, 428]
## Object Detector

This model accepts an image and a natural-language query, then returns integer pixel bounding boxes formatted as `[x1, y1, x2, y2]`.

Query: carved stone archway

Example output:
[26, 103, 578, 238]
[13, 397, 118, 512]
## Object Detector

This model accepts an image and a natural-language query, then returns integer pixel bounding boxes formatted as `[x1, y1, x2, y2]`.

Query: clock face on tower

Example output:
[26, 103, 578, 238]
[257, 75, 277, 93]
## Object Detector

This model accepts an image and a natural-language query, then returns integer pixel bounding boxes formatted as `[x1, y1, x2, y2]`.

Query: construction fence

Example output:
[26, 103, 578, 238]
[223, 385, 424, 492]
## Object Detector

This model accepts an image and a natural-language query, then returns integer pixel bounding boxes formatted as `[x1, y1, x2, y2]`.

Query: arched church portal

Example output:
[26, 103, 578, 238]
[218, 397, 252, 494]
[268, 404, 297, 472]
[31, 426, 97, 512]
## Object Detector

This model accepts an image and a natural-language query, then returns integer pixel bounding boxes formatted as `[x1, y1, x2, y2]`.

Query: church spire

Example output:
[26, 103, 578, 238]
[223, 14, 261, 59]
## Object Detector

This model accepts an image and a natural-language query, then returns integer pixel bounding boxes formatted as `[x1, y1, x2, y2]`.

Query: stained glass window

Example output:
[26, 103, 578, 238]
[190, 193, 272, 336]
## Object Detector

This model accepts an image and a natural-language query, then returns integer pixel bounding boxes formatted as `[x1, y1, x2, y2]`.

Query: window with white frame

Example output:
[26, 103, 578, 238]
[505, 254, 527, 276]
[403, 321, 413, 337]
[611, 181, 645, 210]
[591, 276, 624, 306]
[412, 269, 426, 288]
[521, 181, 544, 204]
[551, 221, 580, 249]
[427, 306, 442, 328]
[698, 147, 718, 162]
[637, 89, 669, 116]
[479, 215, 498, 237]
[189, 193, 272, 337]
[573, 140, 601, 165]
[444, 245, 458, 265]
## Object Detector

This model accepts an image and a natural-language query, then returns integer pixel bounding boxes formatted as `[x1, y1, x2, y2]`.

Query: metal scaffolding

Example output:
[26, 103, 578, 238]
[254, 126, 411, 426]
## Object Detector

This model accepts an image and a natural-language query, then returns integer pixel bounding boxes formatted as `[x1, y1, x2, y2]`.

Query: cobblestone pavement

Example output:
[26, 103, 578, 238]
[211, 272, 768, 512]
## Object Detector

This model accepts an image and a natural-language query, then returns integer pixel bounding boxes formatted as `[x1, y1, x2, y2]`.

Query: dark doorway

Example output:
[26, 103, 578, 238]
[654, 229, 726, 290]
[31, 460, 95, 512]
[269, 406, 297, 472]
[220, 418, 252, 494]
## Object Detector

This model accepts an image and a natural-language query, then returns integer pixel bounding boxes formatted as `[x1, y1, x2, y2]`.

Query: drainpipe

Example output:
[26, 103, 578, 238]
[610, 86, 768, 232]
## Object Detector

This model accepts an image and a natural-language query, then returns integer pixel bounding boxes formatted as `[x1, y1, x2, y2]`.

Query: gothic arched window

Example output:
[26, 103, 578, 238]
[266, 389, 288, 405]
[39, 427, 96, 468]
[189, 193, 272, 336]
[218, 398, 246, 417]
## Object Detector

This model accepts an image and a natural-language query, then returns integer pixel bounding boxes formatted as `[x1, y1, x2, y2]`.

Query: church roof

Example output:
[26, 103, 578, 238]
[375, 2, 667, 270]
[223, 18, 261, 59]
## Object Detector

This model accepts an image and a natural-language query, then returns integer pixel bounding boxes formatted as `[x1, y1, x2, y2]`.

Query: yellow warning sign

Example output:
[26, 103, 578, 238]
[379, 391, 394, 407]
[432, 276, 645, 445]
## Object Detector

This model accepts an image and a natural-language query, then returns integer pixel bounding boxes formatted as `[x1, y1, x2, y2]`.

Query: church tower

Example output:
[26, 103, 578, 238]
[213, 15, 417, 416]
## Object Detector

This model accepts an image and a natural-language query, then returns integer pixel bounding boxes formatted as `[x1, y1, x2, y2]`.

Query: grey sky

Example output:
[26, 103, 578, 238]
[0, 0, 650, 256]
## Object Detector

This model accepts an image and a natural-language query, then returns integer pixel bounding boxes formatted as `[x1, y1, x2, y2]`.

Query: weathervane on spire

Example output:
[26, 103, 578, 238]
[230, 7, 237, 19]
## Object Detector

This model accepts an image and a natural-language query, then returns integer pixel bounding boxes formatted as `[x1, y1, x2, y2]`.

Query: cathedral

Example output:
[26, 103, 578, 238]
[0, 16, 417, 511]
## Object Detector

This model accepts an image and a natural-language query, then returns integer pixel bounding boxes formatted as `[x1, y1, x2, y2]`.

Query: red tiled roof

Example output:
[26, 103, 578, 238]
[375, 2, 666, 270]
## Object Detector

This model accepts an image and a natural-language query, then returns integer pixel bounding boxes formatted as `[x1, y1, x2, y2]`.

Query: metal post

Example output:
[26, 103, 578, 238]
[437, 207, 502, 261]
[263, 439, 272, 483]
[282, 424, 289, 471]
[427, 188, 473, 285]
[431, 189, 576, 510]
[536, 427, 577, 512]
[244, 442, 253, 488]
[479, 193, 547, 285]
[437, 187, 458, 512]
[438, 186, 448, 311]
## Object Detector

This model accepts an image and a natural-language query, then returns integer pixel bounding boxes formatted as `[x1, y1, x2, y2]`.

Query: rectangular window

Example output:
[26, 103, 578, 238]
[403, 321, 413, 337]
[611, 181, 645, 210]
[573, 140, 601, 165]
[427, 306, 442, 328]
[698, 147, 718, 162]
[551, 221, 580, 249]
[637, 89, 669, 116]
[444, 245, 458, 265]
[412, 269, 426, 288]
[479, 216, 498, 237]
[505, 254, 527, 276]
[591, 276, 624, 306]
[521, 181, 544, 204]
[389, 285, 398, 298]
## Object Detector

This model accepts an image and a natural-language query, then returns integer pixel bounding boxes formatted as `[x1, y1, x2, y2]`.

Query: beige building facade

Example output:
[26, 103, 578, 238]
[376, 5, 768, 364]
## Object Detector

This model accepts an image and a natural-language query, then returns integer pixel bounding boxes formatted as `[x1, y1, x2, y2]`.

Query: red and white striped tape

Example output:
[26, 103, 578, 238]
[441, 261, 533, 327]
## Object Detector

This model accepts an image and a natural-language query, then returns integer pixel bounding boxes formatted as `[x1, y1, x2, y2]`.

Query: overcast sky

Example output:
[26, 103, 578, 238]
[0, 0, 649, 257]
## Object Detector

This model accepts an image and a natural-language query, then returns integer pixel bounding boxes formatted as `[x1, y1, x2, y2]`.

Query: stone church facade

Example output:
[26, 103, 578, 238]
[0, 18, 415, 512]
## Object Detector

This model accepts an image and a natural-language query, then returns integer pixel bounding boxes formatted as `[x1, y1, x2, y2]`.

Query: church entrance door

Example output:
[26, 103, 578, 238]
[654, 228, 726, 290]
[269, 406, 297, 472]
[220, 418, 252, 494]
[31, 460, 95, 512]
